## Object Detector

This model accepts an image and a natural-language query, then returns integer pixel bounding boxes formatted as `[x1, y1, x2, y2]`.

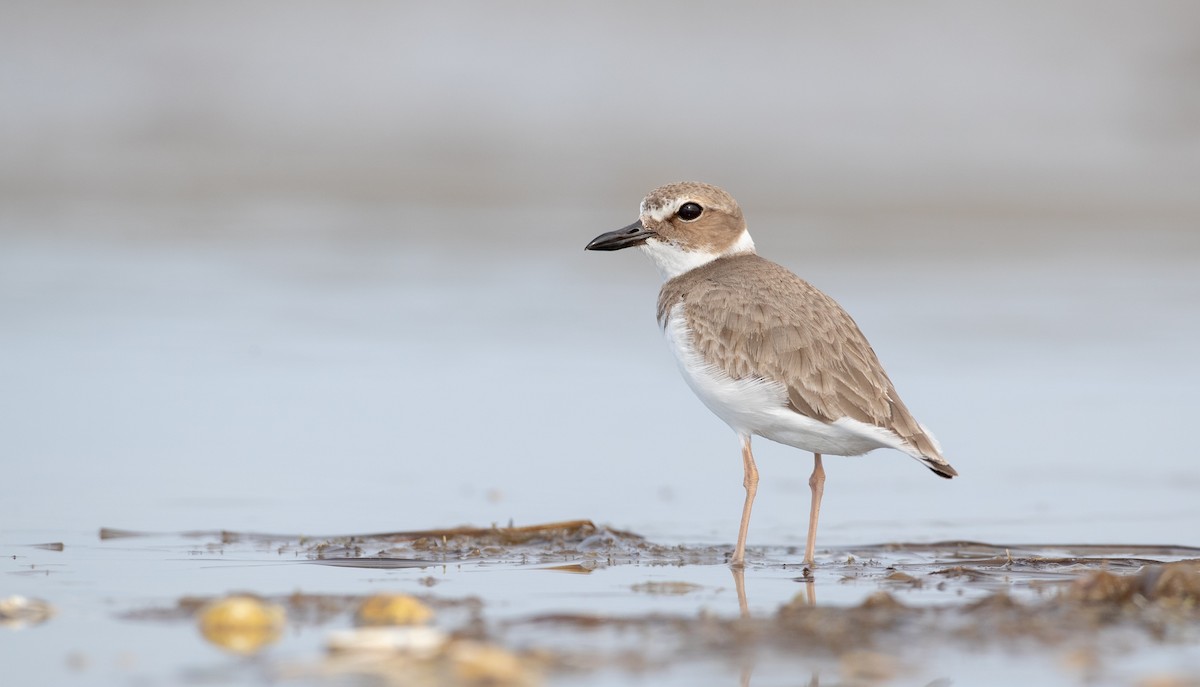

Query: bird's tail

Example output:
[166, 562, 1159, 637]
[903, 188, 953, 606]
[923, 458, 958, 479]
[911, 423, 957, 479]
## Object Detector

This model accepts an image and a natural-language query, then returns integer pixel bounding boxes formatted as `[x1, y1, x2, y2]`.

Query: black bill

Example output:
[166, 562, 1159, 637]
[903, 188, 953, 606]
[585, 220, 655, 251]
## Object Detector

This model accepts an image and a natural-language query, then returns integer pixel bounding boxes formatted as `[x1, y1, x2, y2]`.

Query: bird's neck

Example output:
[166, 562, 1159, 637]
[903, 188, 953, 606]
[640, 229, 756, 281]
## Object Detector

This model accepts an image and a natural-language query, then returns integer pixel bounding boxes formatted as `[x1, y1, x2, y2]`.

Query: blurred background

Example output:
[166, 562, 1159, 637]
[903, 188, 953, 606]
[3, 1, 1198, 546]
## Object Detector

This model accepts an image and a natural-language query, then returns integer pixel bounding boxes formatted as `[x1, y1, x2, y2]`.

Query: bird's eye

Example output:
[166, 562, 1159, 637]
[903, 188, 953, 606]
[677, 202, 703, 221]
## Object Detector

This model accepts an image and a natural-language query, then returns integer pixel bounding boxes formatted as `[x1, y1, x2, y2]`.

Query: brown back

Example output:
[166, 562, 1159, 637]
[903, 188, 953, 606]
[657, 253, 945, 463]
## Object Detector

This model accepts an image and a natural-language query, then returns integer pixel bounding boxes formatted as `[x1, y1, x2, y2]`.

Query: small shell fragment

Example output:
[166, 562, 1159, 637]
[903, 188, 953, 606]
[326, 626, 447, 657]
[0, 595, 55, 628]
[449, 641, 536, 685]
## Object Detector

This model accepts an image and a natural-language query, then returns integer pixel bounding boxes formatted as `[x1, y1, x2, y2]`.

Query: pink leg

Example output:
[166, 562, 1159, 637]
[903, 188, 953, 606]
[732, 435, 759, 568]
[804, 453, 825, 566]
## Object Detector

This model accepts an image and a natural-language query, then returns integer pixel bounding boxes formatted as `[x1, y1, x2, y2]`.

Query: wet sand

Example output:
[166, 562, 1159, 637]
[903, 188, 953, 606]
[6, 522, 1200, 686]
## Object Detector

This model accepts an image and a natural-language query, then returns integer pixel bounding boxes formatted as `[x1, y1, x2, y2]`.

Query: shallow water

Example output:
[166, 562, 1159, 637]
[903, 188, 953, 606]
[3, 198, 1200, 685]
[3, 202, 1199, 543]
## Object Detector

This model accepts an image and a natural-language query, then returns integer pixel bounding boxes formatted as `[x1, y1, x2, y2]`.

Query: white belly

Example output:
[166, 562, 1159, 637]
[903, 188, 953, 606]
[663, 305, 911, 457]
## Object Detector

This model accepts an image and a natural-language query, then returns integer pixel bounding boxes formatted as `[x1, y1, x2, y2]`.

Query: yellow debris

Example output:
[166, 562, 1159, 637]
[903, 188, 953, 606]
[197, 595, 285, 655]
[355, 594, 434, 626]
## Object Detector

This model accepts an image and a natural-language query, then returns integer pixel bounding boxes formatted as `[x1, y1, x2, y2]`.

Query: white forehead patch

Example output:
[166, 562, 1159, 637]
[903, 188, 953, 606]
[640, 196, 686, 223]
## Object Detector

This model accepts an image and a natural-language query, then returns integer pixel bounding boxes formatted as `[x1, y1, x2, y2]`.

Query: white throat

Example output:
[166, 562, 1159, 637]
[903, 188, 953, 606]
[639, 229, 756, 281]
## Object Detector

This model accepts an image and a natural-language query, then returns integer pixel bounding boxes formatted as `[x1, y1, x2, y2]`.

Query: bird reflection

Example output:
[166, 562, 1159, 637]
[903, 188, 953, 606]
[731, 565, 817, 618]
[731, 565, 819, 687]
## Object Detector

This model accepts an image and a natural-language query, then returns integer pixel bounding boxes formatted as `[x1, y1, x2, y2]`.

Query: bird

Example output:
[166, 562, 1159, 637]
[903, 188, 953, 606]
[585, 181, 957, 567]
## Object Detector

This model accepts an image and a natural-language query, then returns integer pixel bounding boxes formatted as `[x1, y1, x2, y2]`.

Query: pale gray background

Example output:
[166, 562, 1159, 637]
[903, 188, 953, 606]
[3, 1, 1198, 547]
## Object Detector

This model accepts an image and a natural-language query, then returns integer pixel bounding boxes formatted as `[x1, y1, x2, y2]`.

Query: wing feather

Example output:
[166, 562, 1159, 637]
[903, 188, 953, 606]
[658, 254, 950, 468]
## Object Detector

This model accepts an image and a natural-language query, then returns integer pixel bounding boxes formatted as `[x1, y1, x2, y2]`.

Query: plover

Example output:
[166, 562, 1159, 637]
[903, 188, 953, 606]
[586, 182, 957, 567]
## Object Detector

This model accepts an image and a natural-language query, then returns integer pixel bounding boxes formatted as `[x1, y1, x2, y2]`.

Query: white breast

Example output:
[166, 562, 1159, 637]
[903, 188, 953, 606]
[662, 304, 914, 457]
